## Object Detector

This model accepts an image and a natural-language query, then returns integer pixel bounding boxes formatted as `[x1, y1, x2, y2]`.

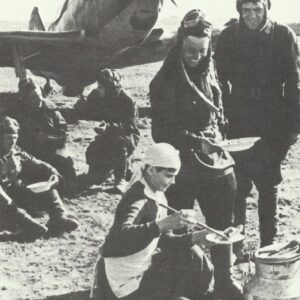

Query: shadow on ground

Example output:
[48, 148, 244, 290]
[45, 290, 91, 300]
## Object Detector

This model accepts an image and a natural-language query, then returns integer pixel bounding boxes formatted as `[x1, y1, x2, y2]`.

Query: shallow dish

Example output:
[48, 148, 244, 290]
[218, 137, 261, 152]
[206, 232, 244, 244]
[26, 181, 52, 193]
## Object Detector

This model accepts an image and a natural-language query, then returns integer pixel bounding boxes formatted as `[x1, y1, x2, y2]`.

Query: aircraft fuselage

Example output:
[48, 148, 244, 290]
[29, 0, 161, 94]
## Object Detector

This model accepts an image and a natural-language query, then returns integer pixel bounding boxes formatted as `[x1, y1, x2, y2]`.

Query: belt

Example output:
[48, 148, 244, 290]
[232, 87, 264, 100]
[250, 87, 261, 100]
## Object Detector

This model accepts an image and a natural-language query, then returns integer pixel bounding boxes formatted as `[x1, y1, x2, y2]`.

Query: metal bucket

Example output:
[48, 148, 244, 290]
[244, 243, 300, 300]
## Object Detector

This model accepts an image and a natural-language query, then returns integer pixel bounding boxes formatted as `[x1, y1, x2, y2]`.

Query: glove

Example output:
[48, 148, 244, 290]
[94, 121, 108, 134]
[198, 137, 222, 154]
[12, 179, 26, 190]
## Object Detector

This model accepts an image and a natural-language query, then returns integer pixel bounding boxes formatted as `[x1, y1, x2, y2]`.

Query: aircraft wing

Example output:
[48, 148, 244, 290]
[0, 30, 85, 68]
[0, 28, 175, 95]
[0, 29, 102, 92]
[0, 30, 85, 46]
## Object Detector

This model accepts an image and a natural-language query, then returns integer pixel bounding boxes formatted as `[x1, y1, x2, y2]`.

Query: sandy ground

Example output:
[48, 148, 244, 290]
[0, 63, 299, 300]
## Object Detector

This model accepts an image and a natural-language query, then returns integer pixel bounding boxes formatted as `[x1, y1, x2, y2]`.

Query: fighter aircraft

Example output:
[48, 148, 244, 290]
[0, 0, 176, 96]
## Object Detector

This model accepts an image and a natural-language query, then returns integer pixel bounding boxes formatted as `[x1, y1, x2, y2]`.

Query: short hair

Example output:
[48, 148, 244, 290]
[143, 164, 178, 175]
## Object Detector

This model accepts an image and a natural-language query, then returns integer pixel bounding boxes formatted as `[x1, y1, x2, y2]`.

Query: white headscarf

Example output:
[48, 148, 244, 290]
[126, 143, 181, 191]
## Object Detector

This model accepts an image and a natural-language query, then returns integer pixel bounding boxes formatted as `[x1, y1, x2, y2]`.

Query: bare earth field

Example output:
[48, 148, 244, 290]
[0, 63, 299, 300]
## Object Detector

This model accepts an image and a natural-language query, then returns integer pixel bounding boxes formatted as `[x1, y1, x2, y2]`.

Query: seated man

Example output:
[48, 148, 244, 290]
[78, 69, 139, 193]
[0, 117, 78, 241]
[91, 143, 242, 300]
[17, 78, 77, 193]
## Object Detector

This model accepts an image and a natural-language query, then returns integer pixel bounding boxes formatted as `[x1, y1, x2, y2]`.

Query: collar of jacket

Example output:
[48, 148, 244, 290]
[179, 59, 219, 113]
[139, 178, 165, 206]
[238, 17, 273, 37]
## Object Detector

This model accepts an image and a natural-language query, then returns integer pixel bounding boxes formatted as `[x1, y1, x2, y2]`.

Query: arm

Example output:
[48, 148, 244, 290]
[158, 210, 209, 249]
[209, 60, 229, 138]
[108, 93, 140, 135]
[213, 28, 233, 101]
[102, 194, 160, 257]
[0, 184, 13, 207]
[103, 191, 209, 257]
[31, 110, 67, 148]
[150, 74, 202, 150]
[282, 26, 300, 141]
[19, 150, 62, 182]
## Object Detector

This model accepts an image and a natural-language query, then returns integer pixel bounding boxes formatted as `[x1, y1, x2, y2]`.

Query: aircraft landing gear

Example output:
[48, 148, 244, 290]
[12, 45, 27, 81]
[43, 79, 53, 97]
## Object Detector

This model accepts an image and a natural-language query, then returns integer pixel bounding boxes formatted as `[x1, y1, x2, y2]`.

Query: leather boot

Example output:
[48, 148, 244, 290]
[46, 214, 78, 236]
[257, 185, 278, 247]
[44, 190, 78, 236]
[14, 208, 48, 241]
[210, 244, 244, 300]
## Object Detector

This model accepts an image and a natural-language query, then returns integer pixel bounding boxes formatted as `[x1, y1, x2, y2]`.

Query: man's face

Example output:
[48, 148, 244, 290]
[2, 133, 18, 152]
[148, 167, 178, 192]
[181, 36, 210, 68]
[107, 81, 121, 98]
[241, 2, 265, 30]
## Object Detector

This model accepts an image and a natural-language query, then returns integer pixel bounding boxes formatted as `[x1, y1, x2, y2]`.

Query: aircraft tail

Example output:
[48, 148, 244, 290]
[29, 7, 45, 31]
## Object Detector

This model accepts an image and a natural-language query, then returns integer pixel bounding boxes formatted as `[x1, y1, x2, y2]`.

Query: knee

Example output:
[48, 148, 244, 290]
[257, 184, 277, 195]
[191, 245, 214, 277]
[41, 188, 62, 202]
[190, 245, 214, 295]
[87, 166, 111, 185]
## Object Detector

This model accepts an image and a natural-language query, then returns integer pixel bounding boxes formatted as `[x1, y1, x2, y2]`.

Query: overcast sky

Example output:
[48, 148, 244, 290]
[0, 0, 299, 27]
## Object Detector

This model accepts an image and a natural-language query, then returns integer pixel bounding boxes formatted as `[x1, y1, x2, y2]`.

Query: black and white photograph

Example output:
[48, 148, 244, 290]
[0, 0, 299, 299]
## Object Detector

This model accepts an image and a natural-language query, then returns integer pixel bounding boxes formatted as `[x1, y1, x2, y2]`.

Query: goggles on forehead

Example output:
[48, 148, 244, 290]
[99, 69, 121, 85]
[182, 10, 212, 29]
[237, 0, 271, 11]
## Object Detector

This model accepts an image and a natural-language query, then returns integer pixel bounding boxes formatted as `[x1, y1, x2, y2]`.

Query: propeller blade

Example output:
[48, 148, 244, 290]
[161, 0, 177, 6]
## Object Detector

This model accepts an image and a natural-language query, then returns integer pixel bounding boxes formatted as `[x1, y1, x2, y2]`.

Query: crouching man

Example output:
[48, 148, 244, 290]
[0, 117, 78, 241]
[77, 69, 139, 193]
[17, 78, 77, 194]
[91, 143, 242, 300]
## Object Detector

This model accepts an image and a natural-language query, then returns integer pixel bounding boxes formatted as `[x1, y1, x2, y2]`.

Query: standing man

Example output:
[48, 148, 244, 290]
[214, 0, 300, 247]
[150, 10, 243, 298]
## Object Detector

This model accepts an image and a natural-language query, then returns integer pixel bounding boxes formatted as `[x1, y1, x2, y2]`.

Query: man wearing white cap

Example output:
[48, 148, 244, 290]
[91, 143, 217, 300]
[91, 143, 245, 300]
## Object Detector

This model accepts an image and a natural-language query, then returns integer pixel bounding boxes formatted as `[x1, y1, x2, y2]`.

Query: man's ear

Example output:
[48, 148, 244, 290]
[146, 166, 156, 176]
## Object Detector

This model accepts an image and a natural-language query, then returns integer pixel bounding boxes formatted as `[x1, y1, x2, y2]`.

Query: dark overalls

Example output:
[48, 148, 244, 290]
[17, 100, 77, 188]
[150, 46, 236, 232]
[214, 20, 300, 246]
[84, 89, 140, 185]
[0, 148, 66, 234]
